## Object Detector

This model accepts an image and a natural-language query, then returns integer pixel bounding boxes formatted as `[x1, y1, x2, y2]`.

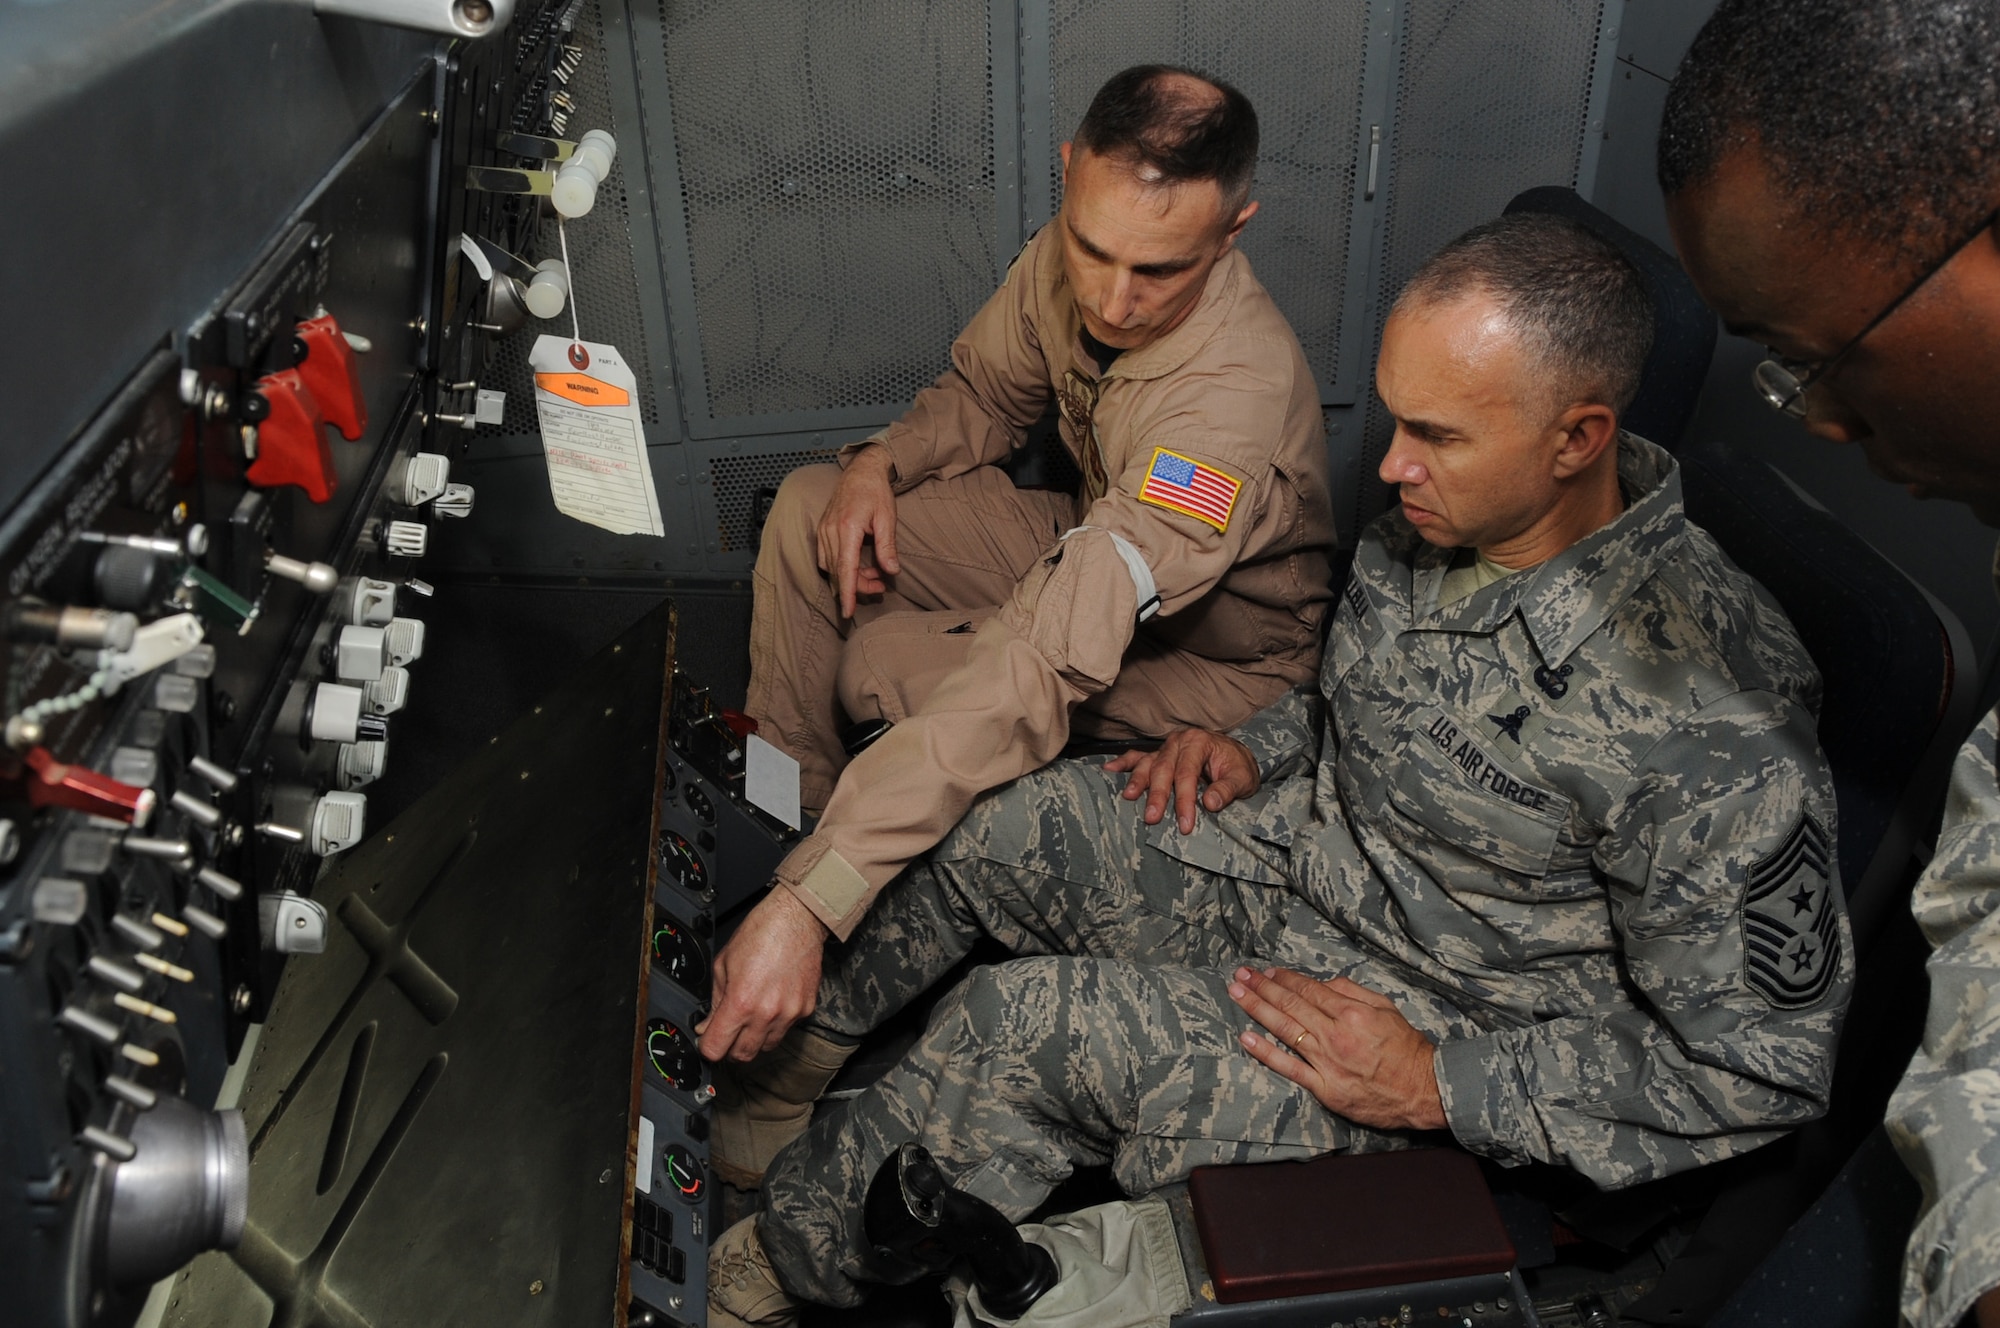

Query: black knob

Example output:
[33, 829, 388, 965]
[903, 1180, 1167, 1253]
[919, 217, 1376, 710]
[93, 546, 162, 612]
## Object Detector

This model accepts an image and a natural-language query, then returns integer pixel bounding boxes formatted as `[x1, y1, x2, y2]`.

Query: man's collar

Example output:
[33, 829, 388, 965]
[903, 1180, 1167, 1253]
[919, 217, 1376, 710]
[1399, 434, 1686, 667]
[1048, 240, 1246, 383]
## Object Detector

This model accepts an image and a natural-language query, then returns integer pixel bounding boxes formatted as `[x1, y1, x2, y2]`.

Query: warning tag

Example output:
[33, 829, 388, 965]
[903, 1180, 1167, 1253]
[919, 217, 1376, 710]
[528, 336, 665, 537]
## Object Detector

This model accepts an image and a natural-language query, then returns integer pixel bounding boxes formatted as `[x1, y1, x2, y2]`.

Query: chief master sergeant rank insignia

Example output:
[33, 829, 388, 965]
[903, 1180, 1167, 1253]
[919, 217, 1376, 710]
[1742, 813, 1839, 1008]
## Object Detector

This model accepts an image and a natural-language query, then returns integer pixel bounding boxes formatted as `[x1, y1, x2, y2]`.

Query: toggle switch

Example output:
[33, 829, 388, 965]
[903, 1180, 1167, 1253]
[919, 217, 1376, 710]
[551, 128, 617, 218]
[2, 601, 138, 652]
[266, 552, 340, 595]
[244, 370, 337, 504]
[181, 905, 227, 941]
[104, 1075, 158, 1110]
[307, 791, 367, 856]
[110, 913, 164, 951]
[383, 521, 428, 559]
[60, 1006, 121, 1045]
[195, 866, 243, 901]
[169, 789, 223, 829]
[122, 835, 192, 864]
[432, 484, 475, 520]
[259, 891, 329, 953]
[186, 755, 238, 792]
[337, 576, 396, 626]
[388, 453, 451, 506]
[86, 955, 146, 995]
[362, 666, 409, 716]
[332, 625, 389, 681]
[384, 617, 425, 665]
[293, 314, 368, 441]
[19, 748, 155, 826]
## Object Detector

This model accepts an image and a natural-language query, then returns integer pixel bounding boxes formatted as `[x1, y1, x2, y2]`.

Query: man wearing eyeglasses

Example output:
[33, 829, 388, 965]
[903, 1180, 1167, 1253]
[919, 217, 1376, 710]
[1661, 3, 2000, 1325]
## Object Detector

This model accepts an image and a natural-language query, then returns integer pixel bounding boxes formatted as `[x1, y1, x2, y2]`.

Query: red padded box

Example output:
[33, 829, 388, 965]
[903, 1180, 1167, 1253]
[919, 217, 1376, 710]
[1188, 1149, 1516, 1303]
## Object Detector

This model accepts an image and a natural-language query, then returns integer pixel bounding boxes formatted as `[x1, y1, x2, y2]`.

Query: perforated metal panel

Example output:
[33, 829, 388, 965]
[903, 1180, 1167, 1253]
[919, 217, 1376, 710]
[1350, 0, 1609, 540]
[654, 0, 997, 425]
[478, 0, 662, 436]
[688, 434, 873, 569]
[1045, 1, 1370, 399]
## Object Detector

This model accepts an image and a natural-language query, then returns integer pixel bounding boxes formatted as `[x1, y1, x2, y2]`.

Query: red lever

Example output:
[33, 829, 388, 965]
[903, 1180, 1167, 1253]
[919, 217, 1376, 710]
[245, 369, 338, 503]
[22, 747, 156, 826]
[293, 315, 368, 441]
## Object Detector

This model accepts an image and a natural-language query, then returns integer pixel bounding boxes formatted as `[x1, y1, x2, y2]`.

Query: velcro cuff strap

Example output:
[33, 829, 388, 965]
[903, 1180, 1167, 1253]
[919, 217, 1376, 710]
[794, 844, 872, 925]
[1063, 525, 1160, 621]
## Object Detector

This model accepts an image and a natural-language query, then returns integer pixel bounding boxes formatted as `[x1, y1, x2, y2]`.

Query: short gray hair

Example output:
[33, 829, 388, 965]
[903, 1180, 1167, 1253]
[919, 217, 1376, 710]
[1393, 213, 1653, 417]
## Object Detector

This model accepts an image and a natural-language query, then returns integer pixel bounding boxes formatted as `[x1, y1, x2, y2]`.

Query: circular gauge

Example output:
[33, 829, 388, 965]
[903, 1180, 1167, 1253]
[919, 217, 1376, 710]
[651, 920, 712, 1001]
[645, 1017, 702, 1093]
[684, 784, 715, 826]
[658, 830, 708, 893]
[661, 1144, 706, 1203]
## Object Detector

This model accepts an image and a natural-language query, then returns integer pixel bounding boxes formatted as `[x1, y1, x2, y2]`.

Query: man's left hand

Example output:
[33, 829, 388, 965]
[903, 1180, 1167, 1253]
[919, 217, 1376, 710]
[698, 887, 829, 1064]
[1228, 967, 1447, 1131]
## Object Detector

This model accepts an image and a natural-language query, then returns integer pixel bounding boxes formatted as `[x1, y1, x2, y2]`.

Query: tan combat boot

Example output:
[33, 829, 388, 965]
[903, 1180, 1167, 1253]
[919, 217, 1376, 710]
[709, 1216, 802, 1328]
[711, 1025, 855, 1189]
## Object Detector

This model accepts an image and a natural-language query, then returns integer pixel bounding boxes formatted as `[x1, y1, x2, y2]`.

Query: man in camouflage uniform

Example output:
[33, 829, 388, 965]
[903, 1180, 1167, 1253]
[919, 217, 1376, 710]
[711, 213, 1849, 1324]
[1661, 4, 2000, 1325]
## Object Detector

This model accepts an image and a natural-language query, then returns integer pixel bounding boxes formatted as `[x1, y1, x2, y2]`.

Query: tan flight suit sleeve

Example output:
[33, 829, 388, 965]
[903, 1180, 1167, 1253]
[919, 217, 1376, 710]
[778, 341, 1305, 939]
[837, 235, 1054, 490]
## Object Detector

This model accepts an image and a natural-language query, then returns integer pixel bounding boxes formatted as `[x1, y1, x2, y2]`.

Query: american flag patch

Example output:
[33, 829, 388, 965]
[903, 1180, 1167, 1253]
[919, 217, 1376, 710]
[1137, 447, 1241, 531]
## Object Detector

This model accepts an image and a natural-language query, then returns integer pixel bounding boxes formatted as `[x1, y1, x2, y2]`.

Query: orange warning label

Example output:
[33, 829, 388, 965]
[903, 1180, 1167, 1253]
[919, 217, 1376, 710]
[534, 372, 630, 407]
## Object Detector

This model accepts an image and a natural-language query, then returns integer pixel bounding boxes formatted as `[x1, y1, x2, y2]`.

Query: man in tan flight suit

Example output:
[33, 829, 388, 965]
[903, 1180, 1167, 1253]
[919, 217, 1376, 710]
[697, 65, 1337, 1171]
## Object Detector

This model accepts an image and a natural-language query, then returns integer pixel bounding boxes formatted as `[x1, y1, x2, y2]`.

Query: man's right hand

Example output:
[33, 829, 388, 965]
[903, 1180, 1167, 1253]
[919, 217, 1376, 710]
[1104, 727, 1260, 833]
[698, 886, 831, 1064]
[817, 444, 901, 618]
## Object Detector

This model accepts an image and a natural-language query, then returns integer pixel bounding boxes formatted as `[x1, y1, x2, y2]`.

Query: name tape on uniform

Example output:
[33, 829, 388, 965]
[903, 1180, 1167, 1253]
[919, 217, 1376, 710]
[528, 336, 665, 537]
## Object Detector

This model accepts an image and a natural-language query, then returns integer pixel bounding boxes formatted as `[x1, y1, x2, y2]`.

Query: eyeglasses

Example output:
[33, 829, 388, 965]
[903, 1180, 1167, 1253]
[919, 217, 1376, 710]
[1754, 207, 2000, 417]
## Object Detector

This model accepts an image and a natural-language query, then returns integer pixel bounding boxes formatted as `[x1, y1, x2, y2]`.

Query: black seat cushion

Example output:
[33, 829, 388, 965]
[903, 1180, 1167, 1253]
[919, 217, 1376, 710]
[1676, 437, 1948, 896]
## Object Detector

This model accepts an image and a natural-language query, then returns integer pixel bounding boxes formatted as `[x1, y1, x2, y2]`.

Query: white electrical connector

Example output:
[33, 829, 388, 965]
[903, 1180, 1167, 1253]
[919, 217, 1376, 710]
[551, 129, 617, 219]
[334, 625, 390, 682]
[389, 453, 452, 506]
[384, 618, 426, 666]
[308, 792, 368, 856]
[336, 740, 388, 790]
[308, 682, 367, 744]
[432, 484, 475, 520]
[339, 577, 398, 627]
[259, 891, 329, 953]
[363, 666, 410, 716]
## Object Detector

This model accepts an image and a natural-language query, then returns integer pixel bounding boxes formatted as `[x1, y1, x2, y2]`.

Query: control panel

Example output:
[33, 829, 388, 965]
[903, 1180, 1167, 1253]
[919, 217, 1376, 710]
[627, 670, 796, 1328]
[0, 52, 490, 1328]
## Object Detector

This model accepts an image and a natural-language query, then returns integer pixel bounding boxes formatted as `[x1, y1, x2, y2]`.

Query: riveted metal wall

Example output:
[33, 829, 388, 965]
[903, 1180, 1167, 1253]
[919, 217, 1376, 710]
[1037, 0, 1373, 401]
[1347, 0, 1623, 541]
